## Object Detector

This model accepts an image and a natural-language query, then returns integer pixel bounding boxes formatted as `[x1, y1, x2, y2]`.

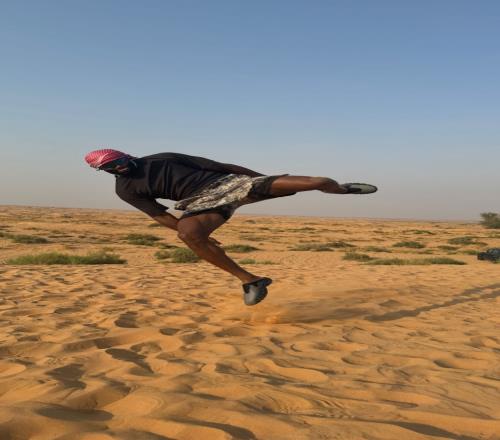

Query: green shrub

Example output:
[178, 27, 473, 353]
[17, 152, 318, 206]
[154, 250, 172, 260]
[437, 245, 459, 251]
[409, 230, 436, 235]
[393, 241, 425, 249]
[324, 241, 355, 248]
[224, 244, 259, 253]
[6, 251, 126, 265]
[447, 236, 477, 245]
[364, 246, 392, 253]
[461, 249, 479, 255]
[290, 243, 334, 251]
[10, 234, 49, 244]
[367, 257, 465, 265]
[290, 241, 353, 251]
[125, 233, 161, 246]
[169, 248, 200, 263]
[480, 212, 500, 229]
[343, 252, 373, 261]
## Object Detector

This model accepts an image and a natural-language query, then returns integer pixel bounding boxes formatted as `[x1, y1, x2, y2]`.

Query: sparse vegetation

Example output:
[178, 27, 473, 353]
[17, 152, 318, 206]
[125, 233, 162, 246]
[0, 233, 49, 243]
[480, 212, 500, 229]
[239, 258, 275, 265]
[461, 249, 479, 255]
[437, 245, 459, 251]
[343, 252, 374, 261]
[409, 230, 436, 235]
[324, 241, 355, 248]
[170, 248, 200, 263]
[364, 246, 392, 253]
[448, 236, 485, 246]
[148, 223, 162, 227]
[393, 241, 425, 249]
[290, 243, 334, 251]
[367, 257, 465, 265]
[224, 244, 259, 253]
[290, 240, 354, 251]
[6, 251, 126, 265]
[154, 250, 172, 260]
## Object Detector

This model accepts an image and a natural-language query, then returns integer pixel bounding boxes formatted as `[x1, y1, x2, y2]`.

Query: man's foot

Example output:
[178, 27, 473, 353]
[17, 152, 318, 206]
[341, 183, 378, 194]
[242, 277, 273, 306]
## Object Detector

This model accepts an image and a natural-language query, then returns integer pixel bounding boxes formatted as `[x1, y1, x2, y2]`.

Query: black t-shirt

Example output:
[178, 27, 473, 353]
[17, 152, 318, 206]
[115, 152, 231, 217]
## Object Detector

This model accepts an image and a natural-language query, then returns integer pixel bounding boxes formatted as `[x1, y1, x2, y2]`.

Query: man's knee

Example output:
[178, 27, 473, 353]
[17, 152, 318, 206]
[177, 230, 207, 246]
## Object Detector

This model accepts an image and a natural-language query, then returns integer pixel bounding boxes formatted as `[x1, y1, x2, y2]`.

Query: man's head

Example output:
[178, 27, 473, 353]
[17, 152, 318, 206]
[85, 149, 137, 175]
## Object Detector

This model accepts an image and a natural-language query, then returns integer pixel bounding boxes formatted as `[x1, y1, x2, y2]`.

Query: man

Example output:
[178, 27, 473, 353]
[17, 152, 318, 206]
[85, 148, 377, 306]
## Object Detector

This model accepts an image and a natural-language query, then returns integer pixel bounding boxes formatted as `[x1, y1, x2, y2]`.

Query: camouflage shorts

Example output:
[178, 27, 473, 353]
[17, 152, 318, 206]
[175, 173, 294, 220]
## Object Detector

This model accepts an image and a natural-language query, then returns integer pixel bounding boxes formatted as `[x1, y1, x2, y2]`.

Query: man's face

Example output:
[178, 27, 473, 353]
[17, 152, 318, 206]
[99, 157, 133, 175]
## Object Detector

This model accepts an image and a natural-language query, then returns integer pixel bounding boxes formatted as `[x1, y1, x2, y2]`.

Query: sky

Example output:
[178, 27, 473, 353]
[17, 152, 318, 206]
[1, 0, 499, 221]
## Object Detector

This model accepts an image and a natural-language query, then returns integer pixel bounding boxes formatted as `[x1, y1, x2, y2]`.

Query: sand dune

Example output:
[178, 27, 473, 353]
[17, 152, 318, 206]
[0, 205, 499, 439]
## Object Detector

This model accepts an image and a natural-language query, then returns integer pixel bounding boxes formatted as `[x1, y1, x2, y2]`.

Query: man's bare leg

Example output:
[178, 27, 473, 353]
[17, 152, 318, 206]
[269, 176, 348, 196]
[176, 212, 262, 284]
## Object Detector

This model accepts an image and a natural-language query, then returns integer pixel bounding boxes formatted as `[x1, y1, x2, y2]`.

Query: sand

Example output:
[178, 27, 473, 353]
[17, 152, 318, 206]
[0, 205, 499, 440]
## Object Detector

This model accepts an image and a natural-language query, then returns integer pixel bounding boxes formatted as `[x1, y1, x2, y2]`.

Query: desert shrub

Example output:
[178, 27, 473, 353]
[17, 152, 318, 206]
[169, 248, 200, 263]
[10, 234, 49, 244]
[480, 212, 500, 229]
[125, 233, 161, 246]
[461, 249, 479, 255]
[157, 243, 180, 250]
[239, 258, 256, 264]
[410, 230, 436, 235]
[289, 243, 334, 251]
[364, 246, 392, 253]
[324, 241, 355, 248]
[447, 236, 483, 245]
[437, 245, 459, 251]
[343, 252, 373, 261]
[291, 241, 353, 251]
[6, 251, 126, 265]
[367, 257, 465, 265]
[393, 241, 425, 249]
[224, 244, 259, 253]
[154, 250, 171, 260]
[239, 234, 266, 241]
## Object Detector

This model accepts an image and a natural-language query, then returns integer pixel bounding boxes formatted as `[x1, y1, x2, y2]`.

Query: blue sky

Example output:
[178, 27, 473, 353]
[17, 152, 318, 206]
[1, 0, 499, 220]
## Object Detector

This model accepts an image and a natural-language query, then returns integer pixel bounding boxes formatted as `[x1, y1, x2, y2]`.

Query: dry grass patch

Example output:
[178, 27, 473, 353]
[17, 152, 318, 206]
[6, 251, 126, 265]
[393, 241, 426, 249]
[343, 252, 374, 262]
[224, 244, 259, 253]
[367, 257, 465, 265]
[125, 233, 162, 246]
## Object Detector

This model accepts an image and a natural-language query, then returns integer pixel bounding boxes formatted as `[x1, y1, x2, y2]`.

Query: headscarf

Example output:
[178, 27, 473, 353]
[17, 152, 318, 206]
[84, 149, 132, 169]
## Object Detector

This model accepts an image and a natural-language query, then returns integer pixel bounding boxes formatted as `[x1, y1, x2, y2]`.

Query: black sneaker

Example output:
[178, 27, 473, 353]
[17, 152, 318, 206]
[242, 277, 273, 306]
[342, 183, 378, 194]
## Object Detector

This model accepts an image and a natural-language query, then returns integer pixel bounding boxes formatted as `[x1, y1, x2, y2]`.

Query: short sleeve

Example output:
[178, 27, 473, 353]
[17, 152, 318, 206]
[116, 191, 169, 217]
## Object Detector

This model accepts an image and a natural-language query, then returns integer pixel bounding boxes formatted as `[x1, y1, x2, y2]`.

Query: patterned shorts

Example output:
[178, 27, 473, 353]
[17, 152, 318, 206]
[175, 174, 295, 221]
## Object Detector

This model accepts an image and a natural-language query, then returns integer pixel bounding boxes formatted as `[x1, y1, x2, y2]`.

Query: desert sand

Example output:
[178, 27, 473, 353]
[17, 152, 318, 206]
[0, 205, 499, 440]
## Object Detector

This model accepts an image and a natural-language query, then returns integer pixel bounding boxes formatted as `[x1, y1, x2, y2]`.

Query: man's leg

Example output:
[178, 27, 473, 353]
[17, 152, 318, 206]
[268, 176, 348, 196]
[176, 212, 262, 284]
